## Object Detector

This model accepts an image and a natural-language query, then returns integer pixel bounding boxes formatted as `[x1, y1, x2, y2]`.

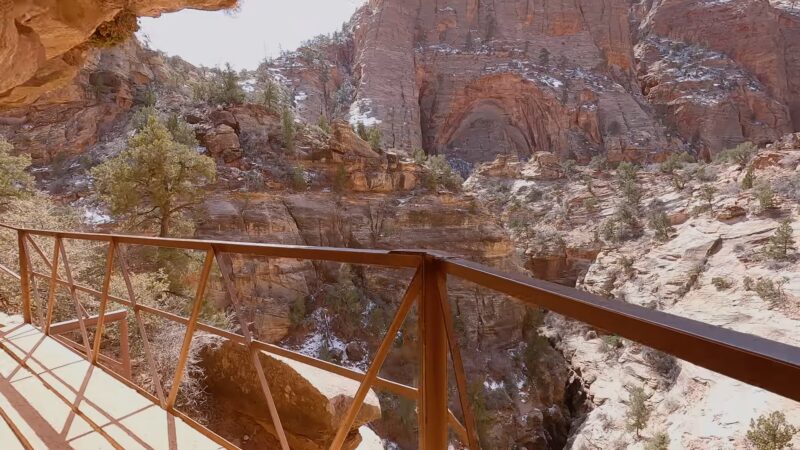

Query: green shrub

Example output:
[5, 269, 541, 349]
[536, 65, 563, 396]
[754, 278, 788, 305]
[746, 411, 797, 450]
[88, 10, 139, 48]
[711, 277, 732, 290]
[142, 88, 157, 107]
[642, 348, 680, 387]
[325, 267, 364, 335]
[671, 173, 687, 190]
[600, 335, 623, 354]
[699, 184, 717, 206]
[165, 114, 198, 147]
[644, 432, 670, 450]
[317, 115, 331, 134]
[581, 174, 595, 195]
[648, 210, 674, 242]
[412, 147, 427, 164]
[469, 382, 493, 450]
[660, 152, 694, 174]
[617, 162, 639, 185]
[289, 295, 307, 327]
[91, 115, 215, 237]
[583, 196, 599, 210]
[0, 138, 34, 202]
[742, 166, 755, 190]
[619, 256, 635, 276]
[423, 155, 463, 191]
[332, 164, 348, 193]
[259, 79, 282, 112]
[694, 165, 717, 182]
[560, 159, 577, 179]
[715, 142, 756, 168]
[756, 182, 776, 211]
[289, 167, 306, 191]
[589, 155, 608, 171]
[367, 127, 381, 151]
[523, 333, 550, 384]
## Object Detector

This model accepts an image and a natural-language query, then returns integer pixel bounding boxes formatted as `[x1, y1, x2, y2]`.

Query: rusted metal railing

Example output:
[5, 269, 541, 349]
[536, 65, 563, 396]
[0, 223, 799, 450]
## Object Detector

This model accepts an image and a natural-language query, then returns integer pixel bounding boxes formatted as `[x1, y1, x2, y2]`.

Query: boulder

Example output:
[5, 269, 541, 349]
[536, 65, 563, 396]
[329, 121, 379, 159]
[201, 124, 241, 162]
[199, 338, 381, 450]
[209, 109, 239, 132]
[716, 204, 747, 221]
[521, 152, 564, 181]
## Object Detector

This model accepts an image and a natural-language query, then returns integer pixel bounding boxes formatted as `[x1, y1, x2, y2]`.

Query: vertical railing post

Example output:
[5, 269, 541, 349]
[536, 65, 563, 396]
[419, 255, 449, 450]
[17, 230, 31, 324]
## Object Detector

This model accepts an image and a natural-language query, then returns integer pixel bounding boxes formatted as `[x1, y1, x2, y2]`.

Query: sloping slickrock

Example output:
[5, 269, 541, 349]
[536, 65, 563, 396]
[200, 339, 381, 450]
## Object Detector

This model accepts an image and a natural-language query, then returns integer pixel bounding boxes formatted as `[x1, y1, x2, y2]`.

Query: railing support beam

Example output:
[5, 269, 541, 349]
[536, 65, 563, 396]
[419, 255, 449, 450]
[17, 230, 31, 324]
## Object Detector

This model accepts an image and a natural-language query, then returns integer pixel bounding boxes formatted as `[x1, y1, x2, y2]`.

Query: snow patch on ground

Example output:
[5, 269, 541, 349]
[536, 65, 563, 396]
[349, 98, 382, 127]
[82, 207, 112, 225]
[484, 378, 505, 390]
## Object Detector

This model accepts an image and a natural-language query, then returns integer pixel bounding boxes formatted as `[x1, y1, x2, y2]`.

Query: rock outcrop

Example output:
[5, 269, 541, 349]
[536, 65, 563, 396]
[199, 338, 381, 450]
[0, 0, 235, 108]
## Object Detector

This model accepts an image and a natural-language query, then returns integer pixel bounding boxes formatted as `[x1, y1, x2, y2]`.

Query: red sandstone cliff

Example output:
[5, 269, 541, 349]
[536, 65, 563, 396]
[268, 0, 800, 164]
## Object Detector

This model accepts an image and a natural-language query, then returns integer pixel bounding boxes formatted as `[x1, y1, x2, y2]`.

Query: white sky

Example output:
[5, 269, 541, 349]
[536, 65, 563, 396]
[137, 0, 366, 70]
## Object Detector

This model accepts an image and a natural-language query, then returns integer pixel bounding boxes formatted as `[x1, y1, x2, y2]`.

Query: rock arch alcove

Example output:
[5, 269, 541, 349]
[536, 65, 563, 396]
[423, 73, 573, 167]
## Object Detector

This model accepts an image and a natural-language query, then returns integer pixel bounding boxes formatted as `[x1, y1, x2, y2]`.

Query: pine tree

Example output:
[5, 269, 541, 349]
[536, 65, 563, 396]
[317, 114, 331, 133]
[91, 116, 216, 237]
[766, 219, 796, 260]
[539, 47, 551, 66]
[626, 386, 651, 438]
[261, 79, 280, 112]
[282, 106, 296, 152]
[210, 63, 245, 105]
[367, 127, 381, 150]
[742, 166, 755, 189]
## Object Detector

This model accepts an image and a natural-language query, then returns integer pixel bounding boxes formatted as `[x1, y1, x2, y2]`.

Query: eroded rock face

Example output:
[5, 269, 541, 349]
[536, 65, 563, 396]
[0, 39, 159, 163]
[0, 0, 236, 107]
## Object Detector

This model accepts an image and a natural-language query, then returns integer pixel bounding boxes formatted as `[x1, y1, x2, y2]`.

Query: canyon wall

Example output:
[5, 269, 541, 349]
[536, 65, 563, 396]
[270, 0, 800, 164]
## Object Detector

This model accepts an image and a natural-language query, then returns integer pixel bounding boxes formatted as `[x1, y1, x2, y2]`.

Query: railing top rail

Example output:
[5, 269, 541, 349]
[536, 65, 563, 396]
[442, 257, 800, 401]
[1, 224, 422, 268]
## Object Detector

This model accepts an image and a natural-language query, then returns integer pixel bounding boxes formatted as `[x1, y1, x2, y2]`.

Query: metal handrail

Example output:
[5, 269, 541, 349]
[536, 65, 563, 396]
[0, 223, 798, 450]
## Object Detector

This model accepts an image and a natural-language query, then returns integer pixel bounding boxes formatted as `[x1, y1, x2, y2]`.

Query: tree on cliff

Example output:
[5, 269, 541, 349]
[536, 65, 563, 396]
[213, 63, 246, 105]
[193, 63, 246, 106]
[91, 116, 216, 237]
[746, 411, 797, 450]
[766, 219, 796, 260]
[282, 106, 296, 152]
[626, 385, 651, 438]
[260, 79, 281, 112]
[0, 138, 34, 205]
